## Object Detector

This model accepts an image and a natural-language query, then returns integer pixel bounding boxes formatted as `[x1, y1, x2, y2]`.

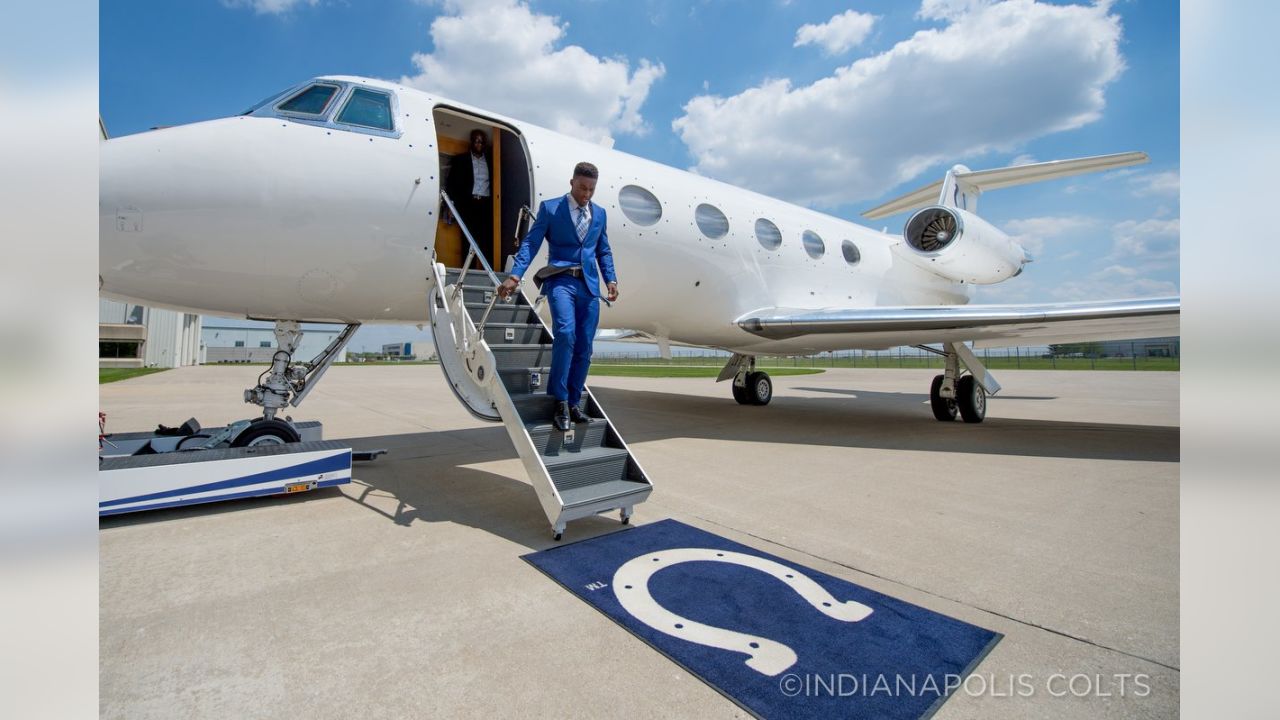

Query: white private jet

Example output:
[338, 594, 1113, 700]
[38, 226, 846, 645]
[99, 76, 1178, 534]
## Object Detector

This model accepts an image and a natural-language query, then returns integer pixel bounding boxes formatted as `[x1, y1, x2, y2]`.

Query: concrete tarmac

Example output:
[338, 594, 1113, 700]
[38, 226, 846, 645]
[100, 365, 1178, 718]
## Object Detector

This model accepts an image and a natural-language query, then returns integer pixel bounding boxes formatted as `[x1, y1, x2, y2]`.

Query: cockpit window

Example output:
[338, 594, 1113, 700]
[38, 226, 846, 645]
[277, 83, 340, 116]
[336, 88, 394, 131]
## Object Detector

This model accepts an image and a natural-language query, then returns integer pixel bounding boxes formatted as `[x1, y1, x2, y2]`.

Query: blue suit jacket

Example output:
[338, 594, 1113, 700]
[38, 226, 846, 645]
[510, 195, 617, 298]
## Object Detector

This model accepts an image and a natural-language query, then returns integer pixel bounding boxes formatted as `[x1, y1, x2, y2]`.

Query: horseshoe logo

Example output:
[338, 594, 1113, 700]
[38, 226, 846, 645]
[612, 548, 873, 676]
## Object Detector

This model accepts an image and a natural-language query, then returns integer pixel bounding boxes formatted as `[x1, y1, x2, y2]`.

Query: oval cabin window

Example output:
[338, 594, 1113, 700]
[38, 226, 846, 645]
[695, 203, 729, 239]
[803, 230, 825, 259]
[755, 218, 782, 250]
[618, 185, 663, 226]
[841, 240, 861, 265]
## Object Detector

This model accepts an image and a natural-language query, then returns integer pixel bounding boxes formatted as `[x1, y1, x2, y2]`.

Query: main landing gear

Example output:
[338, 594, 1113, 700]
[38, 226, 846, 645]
[923, 342, 999, 423]
[719, 353, 772, 406]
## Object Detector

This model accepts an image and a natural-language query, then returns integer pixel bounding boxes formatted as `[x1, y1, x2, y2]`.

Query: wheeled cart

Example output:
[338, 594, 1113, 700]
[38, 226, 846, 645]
[99, 439, 352, 517]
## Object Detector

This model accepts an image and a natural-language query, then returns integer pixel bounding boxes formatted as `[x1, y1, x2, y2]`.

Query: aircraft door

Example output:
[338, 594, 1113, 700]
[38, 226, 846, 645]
[499, 128, 532, 270]
[432, 108, 533, 273]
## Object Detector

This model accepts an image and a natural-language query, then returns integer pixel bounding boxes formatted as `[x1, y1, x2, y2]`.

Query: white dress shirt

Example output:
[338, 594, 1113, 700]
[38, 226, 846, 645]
[471, 153, 490, 197]
[566, 193, 591, 225]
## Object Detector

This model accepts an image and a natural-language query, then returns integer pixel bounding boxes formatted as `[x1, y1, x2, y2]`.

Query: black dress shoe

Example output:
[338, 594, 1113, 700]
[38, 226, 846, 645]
[553, 401, 571, 432]
[569, 404, 589, 424]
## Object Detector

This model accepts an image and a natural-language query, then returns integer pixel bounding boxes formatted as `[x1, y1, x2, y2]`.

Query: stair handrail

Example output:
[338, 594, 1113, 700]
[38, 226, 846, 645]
[476, 204, 539, 333]
[441, 189, 521, 347]
[440, 190, 501, 290]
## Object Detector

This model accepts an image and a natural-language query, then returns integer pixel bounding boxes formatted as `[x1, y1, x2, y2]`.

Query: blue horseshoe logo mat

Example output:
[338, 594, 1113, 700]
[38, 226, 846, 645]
[523, 519, 1001, 719]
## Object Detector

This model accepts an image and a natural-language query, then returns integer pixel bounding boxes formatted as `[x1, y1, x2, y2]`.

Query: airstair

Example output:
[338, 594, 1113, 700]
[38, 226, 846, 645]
[427, 192, 652, 540]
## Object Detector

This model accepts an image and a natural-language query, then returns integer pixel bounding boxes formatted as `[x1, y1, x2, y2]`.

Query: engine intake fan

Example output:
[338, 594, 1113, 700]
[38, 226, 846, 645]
[905, 206, 962, 253]
[896, 205, 1027, 285]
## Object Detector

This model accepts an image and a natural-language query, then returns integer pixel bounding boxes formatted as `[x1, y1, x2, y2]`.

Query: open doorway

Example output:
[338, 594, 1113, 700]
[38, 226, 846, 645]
[433, 107, 533, 272]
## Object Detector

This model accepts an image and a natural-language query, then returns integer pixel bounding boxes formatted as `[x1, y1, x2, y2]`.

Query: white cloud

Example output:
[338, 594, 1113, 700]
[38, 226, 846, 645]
[1042, 215, 1179, 301]
[794, 10, 878, 55]
[400, 0, 664, 146]
[1129, 170, 1180, 197]
[673, 0, 1124, 208]
[1110, 217, 1179, 264]
[1002, 215, 1096, 254]
[1050, 269, 1178, 301]
[1010, 153, 1037, 166]
[221, 0, 317, 15]
[918, 0, 994, 22]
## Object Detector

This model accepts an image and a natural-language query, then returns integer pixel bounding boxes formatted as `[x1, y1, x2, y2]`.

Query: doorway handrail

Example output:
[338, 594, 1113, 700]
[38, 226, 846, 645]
[440, 190, 501, 289]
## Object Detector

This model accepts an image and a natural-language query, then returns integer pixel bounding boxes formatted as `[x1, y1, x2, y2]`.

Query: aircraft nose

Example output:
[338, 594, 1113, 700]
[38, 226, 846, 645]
[101, 119, 266, 245]
[99, 139, 138, 236]
[99, 120, 262, 299]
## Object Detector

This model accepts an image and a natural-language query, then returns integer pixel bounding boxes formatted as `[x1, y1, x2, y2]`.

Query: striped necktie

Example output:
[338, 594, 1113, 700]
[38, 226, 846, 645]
[575, 206, 589, 242]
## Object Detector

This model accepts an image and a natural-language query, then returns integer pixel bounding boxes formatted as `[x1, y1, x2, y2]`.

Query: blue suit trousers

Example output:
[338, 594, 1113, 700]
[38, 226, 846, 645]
[544, 274, 599, 405]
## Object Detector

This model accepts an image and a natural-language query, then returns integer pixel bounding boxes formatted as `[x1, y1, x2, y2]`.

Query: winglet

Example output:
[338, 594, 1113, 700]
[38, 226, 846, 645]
[862, 151, 1149, 220]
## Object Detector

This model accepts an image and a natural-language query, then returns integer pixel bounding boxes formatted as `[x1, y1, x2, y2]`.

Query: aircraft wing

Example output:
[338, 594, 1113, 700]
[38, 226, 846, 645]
[736, 297, 1178, 349]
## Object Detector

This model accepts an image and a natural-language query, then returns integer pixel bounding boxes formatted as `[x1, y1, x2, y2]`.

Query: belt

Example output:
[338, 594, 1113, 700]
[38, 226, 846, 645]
[562, 266, 584, 278]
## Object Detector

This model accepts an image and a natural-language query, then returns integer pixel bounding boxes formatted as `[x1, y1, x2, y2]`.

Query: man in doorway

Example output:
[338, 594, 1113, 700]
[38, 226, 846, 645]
[445, 128, 494, 265]
[499, 162, 619, 432]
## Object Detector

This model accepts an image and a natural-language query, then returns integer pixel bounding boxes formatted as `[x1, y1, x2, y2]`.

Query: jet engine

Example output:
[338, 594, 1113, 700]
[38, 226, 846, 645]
[900, 206, 1029, 284]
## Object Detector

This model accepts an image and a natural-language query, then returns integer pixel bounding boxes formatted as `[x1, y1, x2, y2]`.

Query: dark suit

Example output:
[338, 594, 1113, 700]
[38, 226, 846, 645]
[445, 150, 494, 265]
[510, 195, 616, 405]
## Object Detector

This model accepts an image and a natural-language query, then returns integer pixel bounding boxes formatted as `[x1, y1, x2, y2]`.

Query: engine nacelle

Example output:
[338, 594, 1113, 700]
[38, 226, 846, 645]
[899, 206, 1029, 285]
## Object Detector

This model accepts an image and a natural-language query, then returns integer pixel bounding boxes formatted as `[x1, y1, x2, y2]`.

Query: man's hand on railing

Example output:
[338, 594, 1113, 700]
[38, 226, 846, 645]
[497, 276, 520, 299]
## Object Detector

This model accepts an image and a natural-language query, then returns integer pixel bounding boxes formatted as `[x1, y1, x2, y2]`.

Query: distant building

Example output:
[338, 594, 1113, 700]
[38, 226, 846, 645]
[99, 299, 202, 369]
[1098, 337, 1179, 357]
[382, 342, 415, 359]
[202, 325, 348, 363]
[1048, 336, 1179, 358]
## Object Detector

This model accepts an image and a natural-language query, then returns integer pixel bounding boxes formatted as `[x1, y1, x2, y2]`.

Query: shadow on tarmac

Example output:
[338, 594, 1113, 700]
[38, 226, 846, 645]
[590, 386, 1179, 464]
[100, 383, 1176, 535]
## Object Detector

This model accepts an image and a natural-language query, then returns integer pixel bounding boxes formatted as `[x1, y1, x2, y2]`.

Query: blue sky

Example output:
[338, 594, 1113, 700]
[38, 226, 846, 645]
[101, 0, 1179, 353]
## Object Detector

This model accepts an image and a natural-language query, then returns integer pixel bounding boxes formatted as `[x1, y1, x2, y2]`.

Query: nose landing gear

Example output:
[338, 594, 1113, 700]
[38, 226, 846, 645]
[242, 320, 360, 431]
[230, 417, 303, 447]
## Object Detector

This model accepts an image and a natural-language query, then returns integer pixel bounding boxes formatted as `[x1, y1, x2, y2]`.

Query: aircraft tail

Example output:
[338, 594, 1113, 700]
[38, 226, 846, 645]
[862, 151, 1149, 220]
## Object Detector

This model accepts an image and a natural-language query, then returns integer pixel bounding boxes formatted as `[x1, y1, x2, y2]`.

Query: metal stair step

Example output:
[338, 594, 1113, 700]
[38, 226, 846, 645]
[464, 302, 538, 325]
[559, 479, 651, 511]
[456, 285, 505, 305]
[444, 269, 515, 288]
[498, 365, 551, 394]
[483, 322, 547, 346]
[490, 345, 554, 371]
[508, 391, 587, 423]
[527, 418, 609, 455]
[548, 447, 631, 492]
[544, 445, 628, 470]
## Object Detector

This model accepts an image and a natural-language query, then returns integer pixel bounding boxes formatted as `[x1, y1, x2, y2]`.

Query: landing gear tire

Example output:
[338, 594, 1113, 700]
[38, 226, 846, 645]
[231, 418, 301, 447]
[732, 380, 752, 405]
[746, 371, 773, 406]
[956, 375, 986, 424]
[553, 532, 563, 542]
[929, 374, 957, 422]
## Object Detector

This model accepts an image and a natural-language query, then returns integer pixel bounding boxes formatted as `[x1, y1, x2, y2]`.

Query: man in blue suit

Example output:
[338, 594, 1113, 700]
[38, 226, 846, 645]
[499, 162, 619, 432]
